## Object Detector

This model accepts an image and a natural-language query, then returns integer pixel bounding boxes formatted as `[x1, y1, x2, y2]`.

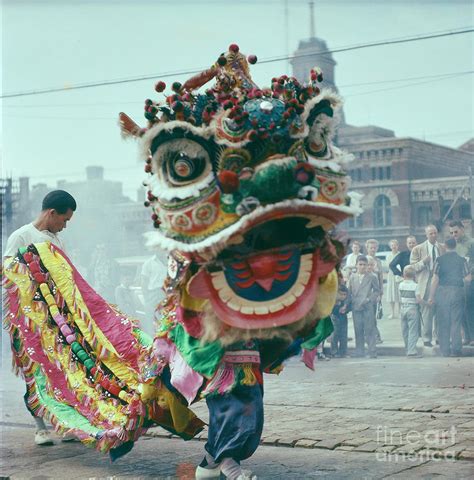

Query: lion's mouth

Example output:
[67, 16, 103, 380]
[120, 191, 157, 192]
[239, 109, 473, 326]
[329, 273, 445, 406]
[212, 217, 326, 262]
[188, 216, 338, 329]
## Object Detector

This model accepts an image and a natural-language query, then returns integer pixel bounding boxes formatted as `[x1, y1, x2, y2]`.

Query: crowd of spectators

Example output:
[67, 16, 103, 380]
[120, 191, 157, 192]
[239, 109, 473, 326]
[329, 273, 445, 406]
[325, 221, 473, 360]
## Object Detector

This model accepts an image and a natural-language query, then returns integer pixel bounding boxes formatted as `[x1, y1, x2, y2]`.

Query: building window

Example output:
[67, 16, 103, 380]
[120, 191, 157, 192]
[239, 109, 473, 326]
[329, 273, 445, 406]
[386, 166, 391, 179]
[348, 215, 363, 228]
[460, 203, 471, 219]
[418, 206, 432, 226]
[373, 195, 392, 227]
[371, 167, 376, 180]
[357, 169, 362, 182]
[378, 167, 384, 180]
[441, 203, 453, 220]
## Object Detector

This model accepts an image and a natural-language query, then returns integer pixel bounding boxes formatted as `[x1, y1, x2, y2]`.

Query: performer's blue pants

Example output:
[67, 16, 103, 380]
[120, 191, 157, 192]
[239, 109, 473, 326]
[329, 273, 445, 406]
[205, 383, 264, 463]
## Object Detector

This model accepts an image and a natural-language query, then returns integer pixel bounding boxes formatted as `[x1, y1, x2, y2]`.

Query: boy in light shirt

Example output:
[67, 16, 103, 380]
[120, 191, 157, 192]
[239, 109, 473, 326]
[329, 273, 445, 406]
[399, 265, 422, 357]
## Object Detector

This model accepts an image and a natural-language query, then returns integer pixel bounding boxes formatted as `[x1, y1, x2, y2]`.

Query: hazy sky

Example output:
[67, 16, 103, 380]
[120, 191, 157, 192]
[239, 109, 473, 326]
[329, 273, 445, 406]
[2, 0, 473, 198]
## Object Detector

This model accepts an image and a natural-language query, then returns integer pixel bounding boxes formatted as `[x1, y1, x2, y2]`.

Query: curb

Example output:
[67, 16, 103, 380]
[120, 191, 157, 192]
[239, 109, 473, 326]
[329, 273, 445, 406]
[323, 345, 474, 357]
[143, 430, 474, 460]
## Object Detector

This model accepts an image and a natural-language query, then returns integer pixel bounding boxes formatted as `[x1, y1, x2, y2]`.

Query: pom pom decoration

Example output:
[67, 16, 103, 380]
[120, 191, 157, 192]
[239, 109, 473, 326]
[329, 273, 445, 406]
[29, 262, 40, 274]
[218, 170, 240, 193]
[294, 162, 316, 185]
[247, 55, 257, 64]
[171, 82, 182, 93]
[34, 273, 47, 284]
[229, 43, 240, 53]
[155, 81, 166, 92]
[23, 252, 33, 263]
[217, 55, 227, 66]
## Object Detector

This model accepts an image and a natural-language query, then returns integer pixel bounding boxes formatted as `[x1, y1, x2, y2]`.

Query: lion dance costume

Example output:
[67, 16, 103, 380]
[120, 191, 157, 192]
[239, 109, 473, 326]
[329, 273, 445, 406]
[3, 45, 361, 479]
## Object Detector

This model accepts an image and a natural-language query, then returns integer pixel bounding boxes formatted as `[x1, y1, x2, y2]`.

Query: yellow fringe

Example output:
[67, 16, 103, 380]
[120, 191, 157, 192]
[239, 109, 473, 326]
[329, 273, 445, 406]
[240, 363, 257, 386]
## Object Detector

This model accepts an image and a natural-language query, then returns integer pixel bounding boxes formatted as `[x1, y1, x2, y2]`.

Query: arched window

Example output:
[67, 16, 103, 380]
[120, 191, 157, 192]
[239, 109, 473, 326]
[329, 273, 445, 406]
[373, 195, 392, 227]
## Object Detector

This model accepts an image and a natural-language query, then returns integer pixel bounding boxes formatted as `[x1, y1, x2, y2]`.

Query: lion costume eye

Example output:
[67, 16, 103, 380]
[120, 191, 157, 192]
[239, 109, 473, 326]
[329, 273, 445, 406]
[153, 138, 212, 187]
[169, 152, 207, 182]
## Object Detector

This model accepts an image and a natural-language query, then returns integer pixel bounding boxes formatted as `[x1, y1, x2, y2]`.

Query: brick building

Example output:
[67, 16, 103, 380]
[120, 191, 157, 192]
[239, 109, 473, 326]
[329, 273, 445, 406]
[291, 18, 474, 248]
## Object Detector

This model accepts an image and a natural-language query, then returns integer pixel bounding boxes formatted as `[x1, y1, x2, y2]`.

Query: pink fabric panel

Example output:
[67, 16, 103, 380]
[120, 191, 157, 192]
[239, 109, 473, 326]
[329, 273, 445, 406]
[302, 348, 317, 370]
[55, 246, 140, 369]
[152, 338, 203, 404]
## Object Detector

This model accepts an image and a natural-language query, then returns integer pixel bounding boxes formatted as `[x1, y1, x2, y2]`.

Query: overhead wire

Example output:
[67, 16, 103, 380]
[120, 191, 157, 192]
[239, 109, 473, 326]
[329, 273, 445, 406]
[3, 70, 472, 121]
[1, 27, 472, 99]
[3, 69, 474, 109]
[345, 70, 473, 97]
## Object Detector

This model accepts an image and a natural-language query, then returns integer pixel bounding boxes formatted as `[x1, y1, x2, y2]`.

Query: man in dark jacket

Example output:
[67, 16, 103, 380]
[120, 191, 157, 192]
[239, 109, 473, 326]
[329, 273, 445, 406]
[389, 235, 417, 278]
[428, 238, 471, 357]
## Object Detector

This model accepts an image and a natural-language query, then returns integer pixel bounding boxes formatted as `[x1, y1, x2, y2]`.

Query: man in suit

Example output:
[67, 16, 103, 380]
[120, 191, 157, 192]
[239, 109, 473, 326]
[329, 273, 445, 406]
[410, 224, 445, 347]
[348, 255, 381, 358]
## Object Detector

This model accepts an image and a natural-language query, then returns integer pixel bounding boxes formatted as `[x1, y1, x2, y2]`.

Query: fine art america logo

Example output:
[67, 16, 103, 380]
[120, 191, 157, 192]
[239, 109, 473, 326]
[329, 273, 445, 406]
[376, 426, 457, 461]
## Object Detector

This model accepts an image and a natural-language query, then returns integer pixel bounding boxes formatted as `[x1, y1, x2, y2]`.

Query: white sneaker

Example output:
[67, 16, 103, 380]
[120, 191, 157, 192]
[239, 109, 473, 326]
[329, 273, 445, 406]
[195, 464, 221, 479]
[35, 429, 54, 446]
[237, 471, 257, 480]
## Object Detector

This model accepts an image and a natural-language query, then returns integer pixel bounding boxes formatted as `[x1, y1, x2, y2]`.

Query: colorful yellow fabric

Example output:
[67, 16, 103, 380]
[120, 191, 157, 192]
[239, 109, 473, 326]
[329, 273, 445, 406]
[2, 243, 204, 455]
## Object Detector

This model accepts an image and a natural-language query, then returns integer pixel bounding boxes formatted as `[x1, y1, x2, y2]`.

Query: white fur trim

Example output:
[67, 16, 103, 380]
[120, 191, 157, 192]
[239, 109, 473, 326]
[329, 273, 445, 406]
[292, 89, 343, 140]
[139, 121, 213, 160]
[331, 146, 354, 166]
[213, 135, 252, 148]
[347, 191, 364, 214]
[150, 171, 215, 201]
[145, 198, 360, 252]
[308, 156, 342, 173]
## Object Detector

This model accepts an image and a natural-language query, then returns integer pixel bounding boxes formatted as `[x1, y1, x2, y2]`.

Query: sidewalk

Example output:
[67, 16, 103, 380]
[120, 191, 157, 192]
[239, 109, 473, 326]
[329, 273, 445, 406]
[334, 307, 474, 357]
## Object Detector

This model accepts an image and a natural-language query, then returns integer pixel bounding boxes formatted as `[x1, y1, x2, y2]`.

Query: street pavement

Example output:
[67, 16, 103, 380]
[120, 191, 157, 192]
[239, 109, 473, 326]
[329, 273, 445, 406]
[1, 315, 473, 479]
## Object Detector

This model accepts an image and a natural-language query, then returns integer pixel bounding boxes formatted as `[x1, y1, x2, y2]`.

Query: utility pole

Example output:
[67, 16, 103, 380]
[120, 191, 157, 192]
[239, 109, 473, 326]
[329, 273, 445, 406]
[470, 166, 474, 221]
[284, 0, 289, 70]
[309, 1, 315, 38]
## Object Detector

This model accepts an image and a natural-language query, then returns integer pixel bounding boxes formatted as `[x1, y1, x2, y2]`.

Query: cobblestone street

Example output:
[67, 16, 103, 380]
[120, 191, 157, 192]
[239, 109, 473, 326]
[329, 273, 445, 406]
[152, 357, 474, 463]
[1, 350, 473, 479]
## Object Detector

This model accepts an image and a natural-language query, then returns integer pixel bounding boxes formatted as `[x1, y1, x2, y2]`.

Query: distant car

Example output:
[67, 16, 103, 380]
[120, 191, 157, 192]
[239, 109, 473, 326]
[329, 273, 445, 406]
[375, 251, 390, 273]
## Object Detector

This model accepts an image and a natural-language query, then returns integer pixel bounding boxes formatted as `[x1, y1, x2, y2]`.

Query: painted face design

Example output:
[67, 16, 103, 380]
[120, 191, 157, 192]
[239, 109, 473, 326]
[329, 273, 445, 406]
[120, 45, 361, 336]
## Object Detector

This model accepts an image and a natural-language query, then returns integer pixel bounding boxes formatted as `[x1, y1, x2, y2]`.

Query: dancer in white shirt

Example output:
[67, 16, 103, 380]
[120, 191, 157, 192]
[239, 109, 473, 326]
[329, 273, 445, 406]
[3, 190, 76, 446]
